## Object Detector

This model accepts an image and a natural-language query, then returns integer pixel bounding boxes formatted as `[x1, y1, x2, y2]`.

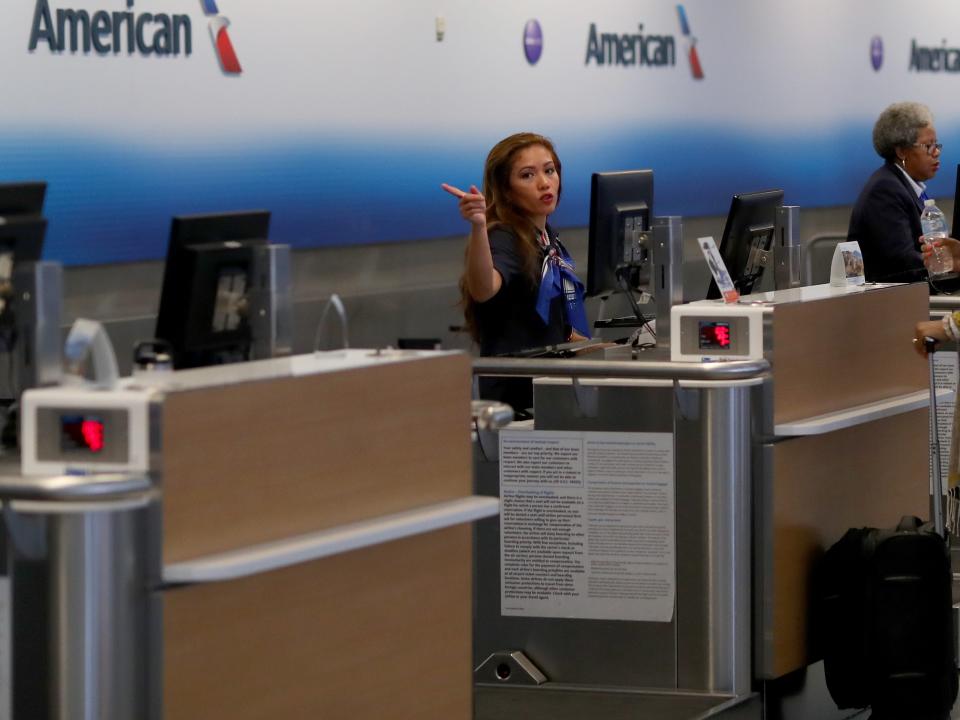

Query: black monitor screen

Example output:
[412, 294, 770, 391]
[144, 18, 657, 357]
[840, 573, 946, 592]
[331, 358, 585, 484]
[0, 217, 47, 360]
[0, 182, 46, 219]
[706, 189, 784, 300]
[155, 210, 270, 369]
[586, 170, 654, 298]
[0, 216, 45, 268]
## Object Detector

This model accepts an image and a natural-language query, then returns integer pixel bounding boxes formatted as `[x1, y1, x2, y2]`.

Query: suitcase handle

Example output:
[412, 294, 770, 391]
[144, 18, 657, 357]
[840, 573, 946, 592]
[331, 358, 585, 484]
[896, 515, 924, 532]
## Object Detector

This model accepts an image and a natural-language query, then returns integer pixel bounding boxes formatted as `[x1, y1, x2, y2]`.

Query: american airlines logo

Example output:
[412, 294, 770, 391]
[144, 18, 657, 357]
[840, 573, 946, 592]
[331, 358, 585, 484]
[676, 5, 704, 80]
[201, 0, 241, 74]
[909, 39, 960, 73]
[583, 4, 704, 78]
[27, 0, 243, 75]
[584, 21, 675, 68]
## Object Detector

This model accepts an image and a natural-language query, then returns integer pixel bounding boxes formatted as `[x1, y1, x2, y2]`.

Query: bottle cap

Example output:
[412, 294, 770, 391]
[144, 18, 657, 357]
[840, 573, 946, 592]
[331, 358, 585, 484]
[925, 198, 936, 207]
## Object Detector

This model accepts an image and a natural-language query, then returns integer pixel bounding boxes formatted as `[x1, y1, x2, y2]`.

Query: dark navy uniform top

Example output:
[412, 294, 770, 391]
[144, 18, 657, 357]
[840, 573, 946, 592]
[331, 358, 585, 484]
[474, 223, 570, 413]
[847, 162, 926, 284]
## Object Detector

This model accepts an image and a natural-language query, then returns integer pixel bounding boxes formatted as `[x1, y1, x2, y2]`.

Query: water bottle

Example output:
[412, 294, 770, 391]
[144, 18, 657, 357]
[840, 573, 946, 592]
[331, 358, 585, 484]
[920, 199, 956, 280]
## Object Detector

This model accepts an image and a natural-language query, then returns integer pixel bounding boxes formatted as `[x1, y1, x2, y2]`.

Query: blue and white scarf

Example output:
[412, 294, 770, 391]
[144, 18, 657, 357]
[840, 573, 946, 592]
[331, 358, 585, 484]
[534, 231, 590, 338]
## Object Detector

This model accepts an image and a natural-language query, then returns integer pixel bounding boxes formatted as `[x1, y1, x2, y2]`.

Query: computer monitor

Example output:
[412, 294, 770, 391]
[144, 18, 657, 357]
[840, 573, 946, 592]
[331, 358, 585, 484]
[586, 170, 655, 298]
[0, 216, 45, 266]
[706, 189, 784, 300]
[0, 217, 46, 359]
[155, 210, 271, 369]
[0, 182, 46, 218]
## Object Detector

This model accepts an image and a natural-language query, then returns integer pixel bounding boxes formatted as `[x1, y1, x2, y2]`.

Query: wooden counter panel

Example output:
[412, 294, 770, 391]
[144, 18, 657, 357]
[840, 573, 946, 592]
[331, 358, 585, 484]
[163, 525, 472, 720]
[772, 284, 927, 424]
[160, 353, 472, 563]
[768, 409, 929, 677]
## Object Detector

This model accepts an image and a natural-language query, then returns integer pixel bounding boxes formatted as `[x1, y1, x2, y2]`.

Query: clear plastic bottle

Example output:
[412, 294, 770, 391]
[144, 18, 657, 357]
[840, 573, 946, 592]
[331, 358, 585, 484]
[920, 199, 956, 279]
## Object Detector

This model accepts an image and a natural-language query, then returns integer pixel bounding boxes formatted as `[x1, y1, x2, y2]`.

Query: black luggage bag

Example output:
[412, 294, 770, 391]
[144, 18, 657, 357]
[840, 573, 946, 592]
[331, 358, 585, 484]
[818, 338, 959, 719]
[819, 517, 957, 718]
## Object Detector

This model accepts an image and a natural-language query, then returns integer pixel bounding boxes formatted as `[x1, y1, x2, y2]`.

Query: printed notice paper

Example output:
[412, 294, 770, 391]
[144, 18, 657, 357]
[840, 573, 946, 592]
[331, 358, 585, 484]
[499, 430, 675, 622]
[932, 352, 957, 495]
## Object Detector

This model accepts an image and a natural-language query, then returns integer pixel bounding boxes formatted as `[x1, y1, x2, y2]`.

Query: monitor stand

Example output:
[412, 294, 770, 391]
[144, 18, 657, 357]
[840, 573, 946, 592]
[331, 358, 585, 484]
[592, 291, 657, 351]
[593, 285, 655, 331]
[593, 314, 655, 329]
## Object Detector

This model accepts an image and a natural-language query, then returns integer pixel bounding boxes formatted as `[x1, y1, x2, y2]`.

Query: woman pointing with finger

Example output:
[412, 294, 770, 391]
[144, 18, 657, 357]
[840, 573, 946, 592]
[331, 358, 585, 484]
[442, 132, 589, 416]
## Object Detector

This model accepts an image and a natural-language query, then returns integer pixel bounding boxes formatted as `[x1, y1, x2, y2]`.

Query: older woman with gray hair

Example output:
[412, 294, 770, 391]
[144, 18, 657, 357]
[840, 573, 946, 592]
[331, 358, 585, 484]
[847, 101, 944, 284]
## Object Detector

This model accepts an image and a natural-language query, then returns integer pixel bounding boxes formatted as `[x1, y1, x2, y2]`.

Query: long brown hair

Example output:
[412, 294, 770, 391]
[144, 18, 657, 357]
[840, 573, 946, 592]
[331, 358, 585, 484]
[460, 132, 562, 342]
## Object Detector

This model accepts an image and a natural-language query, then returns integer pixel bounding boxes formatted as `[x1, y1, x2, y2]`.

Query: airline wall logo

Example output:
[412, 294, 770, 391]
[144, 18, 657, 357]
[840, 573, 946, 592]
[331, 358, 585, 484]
[27, 0, 241, 75]
[585, 19, 676, 67]
[524, 19, 543, 65]
[870, 36, 883, 71]
[910, 39, 960, 73]
[29, 0, 193, 56]
[584, 9, 702, 75]
[676, 5, 704, 79]
[201, 0, 241, 74]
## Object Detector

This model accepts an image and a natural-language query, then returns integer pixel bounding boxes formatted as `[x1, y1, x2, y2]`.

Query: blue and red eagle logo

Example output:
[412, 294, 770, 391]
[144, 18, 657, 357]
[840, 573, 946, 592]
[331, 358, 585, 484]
[676, 5, 704, 80]
[201, 0, 241, 74]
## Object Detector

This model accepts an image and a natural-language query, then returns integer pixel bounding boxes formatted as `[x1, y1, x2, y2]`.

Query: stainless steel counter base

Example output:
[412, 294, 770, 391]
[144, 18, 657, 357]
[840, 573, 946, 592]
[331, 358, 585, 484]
[472, 357, 768, 717]
[475, 684, 762, 720]
[471, 353, 897, 720]
[0, 469, 157, 720]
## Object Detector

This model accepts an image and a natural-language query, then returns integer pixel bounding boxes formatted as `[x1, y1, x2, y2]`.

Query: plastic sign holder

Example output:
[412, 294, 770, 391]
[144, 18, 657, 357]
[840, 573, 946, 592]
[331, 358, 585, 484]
[830, 241, 865, 287]
[698, 236, 739, 303]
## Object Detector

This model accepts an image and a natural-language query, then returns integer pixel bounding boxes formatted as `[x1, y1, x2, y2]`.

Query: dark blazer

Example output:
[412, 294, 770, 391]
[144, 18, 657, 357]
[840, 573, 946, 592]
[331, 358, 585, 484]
[847, 162, 926, 284]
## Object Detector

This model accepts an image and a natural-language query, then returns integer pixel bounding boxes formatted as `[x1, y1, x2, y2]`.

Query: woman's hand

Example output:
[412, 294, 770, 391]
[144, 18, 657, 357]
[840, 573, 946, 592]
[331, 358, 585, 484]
[441, 183, 487, 227]
[921, 236, 960, 272]
[442, 183, 501, 301]
[914, 319, 946, 356]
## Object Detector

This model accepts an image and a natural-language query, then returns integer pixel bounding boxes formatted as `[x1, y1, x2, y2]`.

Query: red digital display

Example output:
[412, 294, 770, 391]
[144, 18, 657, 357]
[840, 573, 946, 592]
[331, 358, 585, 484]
[81, 420, 105, 452]
[699, 321, 732, 350]
[61, 415, 105, 453]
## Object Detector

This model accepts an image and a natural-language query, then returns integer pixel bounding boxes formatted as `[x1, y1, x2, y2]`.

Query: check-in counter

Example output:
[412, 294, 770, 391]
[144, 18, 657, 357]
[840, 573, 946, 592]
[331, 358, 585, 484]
[6, 349, 497, 719]
[471, 282, 931, 719]
[473, 355, 767, 718]
[746, 282, 929, 678]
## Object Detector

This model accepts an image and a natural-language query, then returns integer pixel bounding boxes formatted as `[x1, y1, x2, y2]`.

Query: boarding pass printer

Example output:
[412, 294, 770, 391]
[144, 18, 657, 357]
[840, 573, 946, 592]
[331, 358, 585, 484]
[21, 385, 151, 475]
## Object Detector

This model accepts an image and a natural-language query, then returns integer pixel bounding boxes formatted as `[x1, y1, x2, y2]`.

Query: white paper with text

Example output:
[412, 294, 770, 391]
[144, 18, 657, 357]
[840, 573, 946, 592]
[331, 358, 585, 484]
[499, 430, 675, 622]
[932, 352, 958, 493]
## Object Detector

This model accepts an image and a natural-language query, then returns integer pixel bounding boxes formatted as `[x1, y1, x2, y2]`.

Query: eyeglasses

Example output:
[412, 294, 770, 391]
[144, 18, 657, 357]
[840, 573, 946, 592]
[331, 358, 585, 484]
[913, 141, 943, 156]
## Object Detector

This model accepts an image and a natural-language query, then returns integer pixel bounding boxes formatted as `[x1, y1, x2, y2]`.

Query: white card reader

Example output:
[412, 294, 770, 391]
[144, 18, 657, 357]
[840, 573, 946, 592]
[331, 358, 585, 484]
[671, 301, 768, 362]
[20, 384, 154, 476]
[670, 284, 881, 363]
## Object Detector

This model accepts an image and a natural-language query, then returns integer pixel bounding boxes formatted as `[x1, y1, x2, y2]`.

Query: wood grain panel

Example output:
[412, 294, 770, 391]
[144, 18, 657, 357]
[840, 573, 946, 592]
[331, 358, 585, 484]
[772, 284, 928, 424]
[768, 409, 929, 677]
[163, 526, 472, 720]
[160, 353, 472, 563]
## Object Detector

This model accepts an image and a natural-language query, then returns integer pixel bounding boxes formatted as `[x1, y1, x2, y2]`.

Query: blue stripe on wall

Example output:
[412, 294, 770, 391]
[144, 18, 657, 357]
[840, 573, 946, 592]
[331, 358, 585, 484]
[0, 122, 957, 265]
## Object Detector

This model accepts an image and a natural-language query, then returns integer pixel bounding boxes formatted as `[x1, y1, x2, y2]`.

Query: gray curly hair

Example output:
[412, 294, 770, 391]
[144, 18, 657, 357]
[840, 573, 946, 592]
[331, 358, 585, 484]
[872, 101, 934, 161]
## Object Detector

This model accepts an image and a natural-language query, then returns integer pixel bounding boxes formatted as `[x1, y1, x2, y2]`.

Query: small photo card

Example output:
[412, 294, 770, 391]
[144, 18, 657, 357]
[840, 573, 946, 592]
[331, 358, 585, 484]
[698, 236, 739, 303]
[830, 241, 865, 287]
